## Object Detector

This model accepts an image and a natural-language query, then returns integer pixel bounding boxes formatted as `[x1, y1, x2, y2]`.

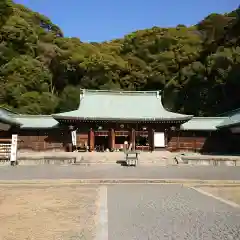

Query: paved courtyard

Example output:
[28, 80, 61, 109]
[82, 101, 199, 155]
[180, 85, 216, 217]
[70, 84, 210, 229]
[0, 164, 240, 181]
[107, 184, 240, 240]
[1, 164, 240, 239]
[0, 183, 239, 240]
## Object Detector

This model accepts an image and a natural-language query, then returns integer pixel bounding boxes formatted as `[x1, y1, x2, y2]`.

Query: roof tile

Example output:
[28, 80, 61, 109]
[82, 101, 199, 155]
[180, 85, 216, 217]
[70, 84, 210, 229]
[217, 110, 240, 128]
[14, 115, 58, 129]
[181, 117, 227, 131]
[53, 89, 193, 121]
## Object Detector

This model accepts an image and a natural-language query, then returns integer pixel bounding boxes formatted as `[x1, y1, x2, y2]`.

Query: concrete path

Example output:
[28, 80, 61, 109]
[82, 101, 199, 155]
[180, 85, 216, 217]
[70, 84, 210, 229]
[105, 184, 240, 240]
[0, 165, 240, 181]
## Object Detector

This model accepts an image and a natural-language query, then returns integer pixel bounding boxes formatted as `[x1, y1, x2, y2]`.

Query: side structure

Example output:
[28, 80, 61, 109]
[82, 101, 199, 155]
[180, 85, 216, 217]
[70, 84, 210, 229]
[179, 117, 228, 152]
[215, 108, 240, 154]
[0, 108, 71, 151]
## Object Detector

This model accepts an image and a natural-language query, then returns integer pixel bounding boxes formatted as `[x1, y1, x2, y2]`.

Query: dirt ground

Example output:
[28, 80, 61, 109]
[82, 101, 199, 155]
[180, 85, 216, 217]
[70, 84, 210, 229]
[0, 185, 99, 240]
[200, 186, 240, 205]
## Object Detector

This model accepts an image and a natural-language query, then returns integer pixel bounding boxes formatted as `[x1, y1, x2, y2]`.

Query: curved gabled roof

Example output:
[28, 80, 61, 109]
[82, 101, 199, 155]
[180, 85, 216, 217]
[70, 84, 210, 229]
[0, 108, 21, 126]
[181, 117, 228, 131]
[53, 89, 193, 122]
[0, 107, 58, 129]
[14, 115, 59, 129]
[217, 110, 240, 129]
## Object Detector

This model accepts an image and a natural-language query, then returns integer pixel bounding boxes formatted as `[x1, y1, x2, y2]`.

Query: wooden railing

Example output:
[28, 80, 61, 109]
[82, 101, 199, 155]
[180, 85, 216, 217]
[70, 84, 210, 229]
[135, 131, 148, 137]
[115, 131, 129, 136]
[0, 143, 11, 161]
[95, 131, 109, 136]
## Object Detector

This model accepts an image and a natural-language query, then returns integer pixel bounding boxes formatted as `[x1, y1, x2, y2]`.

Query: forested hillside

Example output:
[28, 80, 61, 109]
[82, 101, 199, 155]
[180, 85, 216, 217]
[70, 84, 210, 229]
[0, 0, 240, 116]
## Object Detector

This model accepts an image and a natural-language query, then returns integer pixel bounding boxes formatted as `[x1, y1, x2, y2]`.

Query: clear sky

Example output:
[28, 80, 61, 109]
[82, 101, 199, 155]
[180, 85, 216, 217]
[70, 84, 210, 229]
[15, 0, 239, 42]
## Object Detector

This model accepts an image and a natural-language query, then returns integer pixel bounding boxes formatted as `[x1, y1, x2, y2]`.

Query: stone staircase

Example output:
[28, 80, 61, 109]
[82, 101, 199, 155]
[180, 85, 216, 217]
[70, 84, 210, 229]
[76, 153, 117, 165]
[137, 151, 176, 166]
[15, 151, 178, 166]
[75, 151, 176, 166]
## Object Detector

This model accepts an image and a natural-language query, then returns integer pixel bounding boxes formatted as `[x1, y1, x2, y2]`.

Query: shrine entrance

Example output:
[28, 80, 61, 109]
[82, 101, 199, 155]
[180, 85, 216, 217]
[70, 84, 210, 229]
[94, 130, 109, 151]
[115, 131, 130, 150]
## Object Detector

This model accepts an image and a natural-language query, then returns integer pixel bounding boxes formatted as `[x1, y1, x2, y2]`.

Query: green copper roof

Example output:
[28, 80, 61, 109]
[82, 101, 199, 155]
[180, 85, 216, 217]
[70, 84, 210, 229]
[14, 115, 59, 129]
[53, 89, 193, 122]
[180, 117, 227, 131]
[217, 110, 240, 128]
[0, 108, 21, 126]
[0, 107, 58, 129]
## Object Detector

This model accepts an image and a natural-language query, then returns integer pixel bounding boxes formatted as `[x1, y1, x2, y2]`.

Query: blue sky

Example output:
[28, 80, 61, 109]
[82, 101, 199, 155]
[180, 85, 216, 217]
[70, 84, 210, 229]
[15, 0, 239, 42]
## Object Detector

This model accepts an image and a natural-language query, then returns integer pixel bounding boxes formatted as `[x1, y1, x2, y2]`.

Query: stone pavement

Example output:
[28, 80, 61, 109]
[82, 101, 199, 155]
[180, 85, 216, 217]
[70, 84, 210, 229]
[106, 184, 240, 239]
[0, 165, 240, 181]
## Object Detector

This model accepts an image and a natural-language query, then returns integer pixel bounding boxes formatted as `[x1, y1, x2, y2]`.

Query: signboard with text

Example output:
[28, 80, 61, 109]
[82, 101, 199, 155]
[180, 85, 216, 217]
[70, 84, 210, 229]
[154, 132, 165, 147]
[71, 130, 77, 146]
[10, 134, 18, 162]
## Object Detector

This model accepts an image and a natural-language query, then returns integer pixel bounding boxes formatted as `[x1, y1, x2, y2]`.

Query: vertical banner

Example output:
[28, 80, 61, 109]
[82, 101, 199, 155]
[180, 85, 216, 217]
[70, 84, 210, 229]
[10, 134, 18, 162]
[71, 130, 77, 146]
[153, 132, 165, 147]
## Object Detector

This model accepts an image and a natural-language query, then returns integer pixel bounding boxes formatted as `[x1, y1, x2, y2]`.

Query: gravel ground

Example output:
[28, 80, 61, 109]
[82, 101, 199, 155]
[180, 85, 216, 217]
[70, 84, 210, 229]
[107, 184, 240, 240]
[200, 186, 240, 205]
[0, 183, 240, 240]
[0, 185, 98, 240]
[0, 165, 240, 180]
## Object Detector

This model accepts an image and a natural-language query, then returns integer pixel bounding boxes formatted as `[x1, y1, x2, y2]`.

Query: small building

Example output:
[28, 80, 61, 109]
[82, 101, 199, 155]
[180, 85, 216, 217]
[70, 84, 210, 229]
[179, 117, 228, 153]
[217, 108, 240, 133]
[215, 108, 240, 154]
[0, 89, 239, 154]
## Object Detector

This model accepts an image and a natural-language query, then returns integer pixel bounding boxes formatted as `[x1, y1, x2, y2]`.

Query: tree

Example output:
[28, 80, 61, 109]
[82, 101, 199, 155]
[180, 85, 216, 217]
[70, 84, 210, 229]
[0, 1, 240, 117]
[0, 0, 13, 29]
[56, 86, 80, 112]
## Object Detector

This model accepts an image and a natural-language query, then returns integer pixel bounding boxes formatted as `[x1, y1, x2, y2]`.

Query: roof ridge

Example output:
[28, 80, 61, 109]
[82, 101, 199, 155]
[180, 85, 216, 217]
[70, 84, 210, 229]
[192, 117, 228, 119]
[15, 114, 53, 118]
[0, 107, 19, 115]
[217, 107, 240, 116]
[81, 89, 161, 94]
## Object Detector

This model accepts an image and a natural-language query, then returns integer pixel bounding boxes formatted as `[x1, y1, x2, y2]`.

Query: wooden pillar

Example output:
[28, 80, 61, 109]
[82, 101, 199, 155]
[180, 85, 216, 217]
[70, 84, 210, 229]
[109, 128, 115, 150]
[165, 129, 168, 149]
[89, 128, 95, 152]
[177, 131, 180, 151]
[193, 132, 196, 152]
[131, 128, 136, 150]
[148, 128, 155, 152]
[68, 125, 77, 152]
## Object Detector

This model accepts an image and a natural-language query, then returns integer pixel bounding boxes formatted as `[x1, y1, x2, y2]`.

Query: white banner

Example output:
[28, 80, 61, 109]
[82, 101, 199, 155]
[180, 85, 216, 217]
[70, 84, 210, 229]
[71, 130, 77, 146]
[10, 134, 18, 162]
[154, 132, 165, 147]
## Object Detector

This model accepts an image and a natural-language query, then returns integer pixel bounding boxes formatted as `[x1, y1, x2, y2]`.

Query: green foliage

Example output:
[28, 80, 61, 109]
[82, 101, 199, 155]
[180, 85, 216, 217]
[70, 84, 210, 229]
[56, 85, 80, 113]
[0, 2, 239, 116]
[17, 91, 58, 114]
[0, 0, 13, 29]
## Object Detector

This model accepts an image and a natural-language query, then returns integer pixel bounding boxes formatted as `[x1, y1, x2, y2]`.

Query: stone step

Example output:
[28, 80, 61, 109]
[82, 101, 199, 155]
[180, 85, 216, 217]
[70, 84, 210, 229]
[15, 151, 177, 166]
[76, 159, 172, 166]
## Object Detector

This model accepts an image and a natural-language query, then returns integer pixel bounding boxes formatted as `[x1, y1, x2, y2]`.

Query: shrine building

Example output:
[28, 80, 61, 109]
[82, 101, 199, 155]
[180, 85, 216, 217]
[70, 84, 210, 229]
[0, 89, 240, 153]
